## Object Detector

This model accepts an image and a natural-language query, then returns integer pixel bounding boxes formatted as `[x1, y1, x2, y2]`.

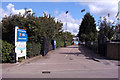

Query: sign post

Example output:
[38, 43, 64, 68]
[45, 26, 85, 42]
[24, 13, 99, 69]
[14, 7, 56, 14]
[15, 26, 27, 61]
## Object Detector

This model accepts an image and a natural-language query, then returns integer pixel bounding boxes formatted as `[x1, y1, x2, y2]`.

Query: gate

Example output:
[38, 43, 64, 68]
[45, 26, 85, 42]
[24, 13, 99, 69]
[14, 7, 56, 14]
[98, 35, 107, 56]
[41, 37, 53, 56]
[41, 37, 50, 56]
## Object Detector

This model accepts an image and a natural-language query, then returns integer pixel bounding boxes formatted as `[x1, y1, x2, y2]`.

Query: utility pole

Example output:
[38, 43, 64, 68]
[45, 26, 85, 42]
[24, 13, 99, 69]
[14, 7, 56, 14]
[64, 11, 68, 47]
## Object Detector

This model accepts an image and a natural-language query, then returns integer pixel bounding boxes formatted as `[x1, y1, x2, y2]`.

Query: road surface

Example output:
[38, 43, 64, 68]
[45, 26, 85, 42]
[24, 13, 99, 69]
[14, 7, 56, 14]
[2, 45, 119, 78]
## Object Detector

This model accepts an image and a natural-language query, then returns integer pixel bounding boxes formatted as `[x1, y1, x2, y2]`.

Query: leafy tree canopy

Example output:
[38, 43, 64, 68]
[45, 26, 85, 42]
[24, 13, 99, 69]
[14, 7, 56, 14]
[78, 12, 97, 42]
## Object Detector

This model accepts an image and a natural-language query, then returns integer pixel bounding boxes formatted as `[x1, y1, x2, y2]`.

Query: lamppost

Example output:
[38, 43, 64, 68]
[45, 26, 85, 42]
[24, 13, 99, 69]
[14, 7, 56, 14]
[64, 11, 68, 47]
[80, 9, 85, 44]
[116, 11, 120, 40]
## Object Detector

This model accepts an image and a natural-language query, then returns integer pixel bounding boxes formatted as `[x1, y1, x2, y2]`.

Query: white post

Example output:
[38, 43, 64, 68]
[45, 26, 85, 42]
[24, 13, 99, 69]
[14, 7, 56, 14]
[15, 26, 18, 61]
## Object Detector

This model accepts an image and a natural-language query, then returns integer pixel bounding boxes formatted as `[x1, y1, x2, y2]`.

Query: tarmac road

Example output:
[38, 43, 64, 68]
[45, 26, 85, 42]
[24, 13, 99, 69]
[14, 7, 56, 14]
[2, 45, 119, 78]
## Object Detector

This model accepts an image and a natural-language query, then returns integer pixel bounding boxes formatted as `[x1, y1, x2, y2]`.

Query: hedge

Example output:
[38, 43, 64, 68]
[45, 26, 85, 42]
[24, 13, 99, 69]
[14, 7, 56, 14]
[1, 40, 15, 63]
[27, 42, 41, 58]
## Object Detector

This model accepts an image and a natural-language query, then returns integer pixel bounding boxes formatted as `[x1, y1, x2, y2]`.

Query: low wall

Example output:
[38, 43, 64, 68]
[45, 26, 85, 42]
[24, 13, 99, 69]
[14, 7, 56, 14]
[107, 42, 120, 60]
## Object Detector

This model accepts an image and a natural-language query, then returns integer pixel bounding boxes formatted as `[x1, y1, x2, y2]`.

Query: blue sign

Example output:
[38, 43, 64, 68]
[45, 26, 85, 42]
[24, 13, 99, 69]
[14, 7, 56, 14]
[17, 29, 27, 42]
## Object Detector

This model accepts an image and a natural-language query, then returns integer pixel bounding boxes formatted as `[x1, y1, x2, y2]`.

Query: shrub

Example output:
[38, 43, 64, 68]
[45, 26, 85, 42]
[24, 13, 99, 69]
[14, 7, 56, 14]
[56, 38, 64, 48]
[27, 42, 41, 58]
[1, 40, 15, 63]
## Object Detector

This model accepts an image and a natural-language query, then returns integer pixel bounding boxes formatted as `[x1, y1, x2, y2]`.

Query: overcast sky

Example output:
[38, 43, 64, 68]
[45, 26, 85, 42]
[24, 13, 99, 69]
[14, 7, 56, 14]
[1, 0, 119, 35]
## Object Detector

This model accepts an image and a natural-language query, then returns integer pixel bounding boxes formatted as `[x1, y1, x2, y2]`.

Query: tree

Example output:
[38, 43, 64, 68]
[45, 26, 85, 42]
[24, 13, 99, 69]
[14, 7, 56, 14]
[78, 12, 97, 42]
[0, 22, 2, 39]
[98, 17, 115, 41]
[2, 8, 73, 58]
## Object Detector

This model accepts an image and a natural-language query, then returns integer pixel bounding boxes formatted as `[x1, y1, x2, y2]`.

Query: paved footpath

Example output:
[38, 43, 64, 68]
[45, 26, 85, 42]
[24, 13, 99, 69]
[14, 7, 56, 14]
[2, 45, 119, 78]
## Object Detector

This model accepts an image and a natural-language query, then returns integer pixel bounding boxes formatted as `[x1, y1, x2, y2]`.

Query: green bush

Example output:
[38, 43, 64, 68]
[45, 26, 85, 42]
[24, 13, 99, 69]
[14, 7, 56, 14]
[2, 10, 73, 60]
[56, 38, 64, 48]
[66, 42, 72, 46]
[56, 33, 73, 48]
[27, 42, 41, 58]
[18, 57, 25, 62]
[1, 40, 14, 63]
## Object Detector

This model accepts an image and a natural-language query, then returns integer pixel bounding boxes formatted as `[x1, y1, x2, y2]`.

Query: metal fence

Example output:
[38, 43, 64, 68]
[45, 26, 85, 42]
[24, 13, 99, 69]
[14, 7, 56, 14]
[41, 37, 53, 56]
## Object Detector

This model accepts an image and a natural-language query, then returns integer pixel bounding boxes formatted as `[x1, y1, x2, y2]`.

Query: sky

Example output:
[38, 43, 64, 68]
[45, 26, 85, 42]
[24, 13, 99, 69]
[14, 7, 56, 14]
[1, 0, 120, 35]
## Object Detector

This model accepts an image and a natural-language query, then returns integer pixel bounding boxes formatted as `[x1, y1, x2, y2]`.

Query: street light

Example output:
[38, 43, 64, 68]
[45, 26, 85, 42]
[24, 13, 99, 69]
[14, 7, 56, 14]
[66, 11, 68, 32]
[81, 9, 85, 13]
[64, 11, 68, 47]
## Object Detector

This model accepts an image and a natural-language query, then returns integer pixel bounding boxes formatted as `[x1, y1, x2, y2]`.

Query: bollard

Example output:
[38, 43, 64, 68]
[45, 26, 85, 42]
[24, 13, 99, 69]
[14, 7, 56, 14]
[53, 40, 56, 50]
